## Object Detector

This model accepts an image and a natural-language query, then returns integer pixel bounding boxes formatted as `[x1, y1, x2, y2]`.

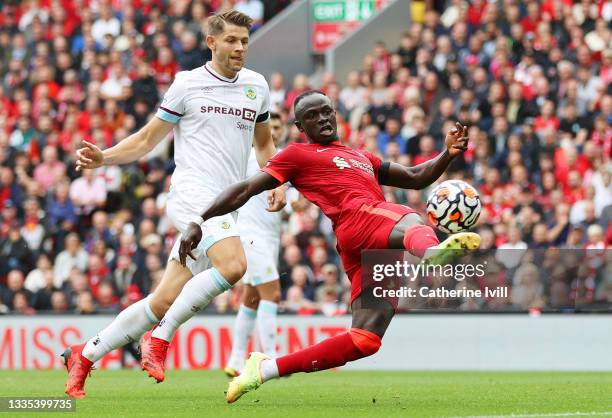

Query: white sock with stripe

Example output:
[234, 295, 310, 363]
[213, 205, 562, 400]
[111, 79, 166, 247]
[226, 305, 257, 372]
[152, 267, 232, 342]
[82, 295, 158, 363]
[256, 300, 278, 358]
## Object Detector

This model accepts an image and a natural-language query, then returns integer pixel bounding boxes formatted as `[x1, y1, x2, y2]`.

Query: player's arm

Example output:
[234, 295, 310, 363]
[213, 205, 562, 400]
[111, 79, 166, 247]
[253, 122, 276, 167]
[253, 121, 286, 211]
[178, 172, 281, 266]
[75, 116, 174, 171]
[380, 122, 468, 190]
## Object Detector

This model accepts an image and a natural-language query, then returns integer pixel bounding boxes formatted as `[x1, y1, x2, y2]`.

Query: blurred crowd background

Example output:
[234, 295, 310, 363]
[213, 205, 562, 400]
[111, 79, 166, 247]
[0, 0, 610, 316]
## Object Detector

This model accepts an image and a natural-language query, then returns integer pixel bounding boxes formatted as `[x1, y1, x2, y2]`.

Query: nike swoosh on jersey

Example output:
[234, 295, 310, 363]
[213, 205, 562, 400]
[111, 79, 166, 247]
[316, 148, 331, 152]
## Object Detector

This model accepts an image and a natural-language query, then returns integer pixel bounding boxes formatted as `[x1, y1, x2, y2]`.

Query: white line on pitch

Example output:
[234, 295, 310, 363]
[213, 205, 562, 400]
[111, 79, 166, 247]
[447, 412, 612, 418]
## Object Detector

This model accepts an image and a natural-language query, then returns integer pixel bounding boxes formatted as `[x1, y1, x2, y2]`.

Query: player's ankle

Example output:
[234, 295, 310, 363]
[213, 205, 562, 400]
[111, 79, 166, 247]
[260, 358, 279, 382]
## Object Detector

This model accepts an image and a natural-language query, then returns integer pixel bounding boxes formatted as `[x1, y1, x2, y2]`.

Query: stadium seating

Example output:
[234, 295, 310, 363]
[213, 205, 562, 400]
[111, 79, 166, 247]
[0, 0, 610, 316]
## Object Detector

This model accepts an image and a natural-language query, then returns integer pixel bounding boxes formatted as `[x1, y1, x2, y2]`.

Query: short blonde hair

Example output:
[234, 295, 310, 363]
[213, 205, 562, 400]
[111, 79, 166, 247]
[208, 10, 253, 36]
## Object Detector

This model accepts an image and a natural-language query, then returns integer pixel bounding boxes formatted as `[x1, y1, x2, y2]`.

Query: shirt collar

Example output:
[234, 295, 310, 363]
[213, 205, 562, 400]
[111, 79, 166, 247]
[204, 62, 239, 83]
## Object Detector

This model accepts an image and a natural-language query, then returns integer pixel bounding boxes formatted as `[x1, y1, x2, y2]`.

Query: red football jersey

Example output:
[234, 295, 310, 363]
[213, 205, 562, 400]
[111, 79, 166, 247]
[262, 141, 385, 227]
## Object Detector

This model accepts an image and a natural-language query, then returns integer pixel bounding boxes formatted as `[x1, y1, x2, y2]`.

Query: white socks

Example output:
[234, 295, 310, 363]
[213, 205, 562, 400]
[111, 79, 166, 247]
[82, 295, 159, 363]
[260, 358, 279, 382]
[152, 267, 232, 342]
[226, 300, 279, 372]
[226, 305, 257, 372]
[257, 302, 280, 383]
[257, 300, 278, 358]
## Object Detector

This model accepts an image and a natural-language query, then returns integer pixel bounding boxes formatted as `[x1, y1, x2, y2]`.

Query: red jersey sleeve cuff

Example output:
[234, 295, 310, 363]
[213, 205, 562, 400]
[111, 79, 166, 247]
[261, 167, 286, 183]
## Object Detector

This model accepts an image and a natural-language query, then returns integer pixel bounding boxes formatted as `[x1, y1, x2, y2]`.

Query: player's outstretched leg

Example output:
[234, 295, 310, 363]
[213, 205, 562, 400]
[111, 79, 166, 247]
[140, 267, 233, 382]
[141, 237, 246, 383]
[225, 328, 382, 403]
[226, 294, 392, 403]
[389, 213, 480, 264]
[62, 294, 159, 398]
[61, 261, 193, 397]
[422, 232, 481, 265]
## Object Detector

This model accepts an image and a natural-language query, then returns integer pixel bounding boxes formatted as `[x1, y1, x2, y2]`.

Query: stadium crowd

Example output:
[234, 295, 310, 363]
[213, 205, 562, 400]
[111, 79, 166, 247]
[0, 0, 610, 316]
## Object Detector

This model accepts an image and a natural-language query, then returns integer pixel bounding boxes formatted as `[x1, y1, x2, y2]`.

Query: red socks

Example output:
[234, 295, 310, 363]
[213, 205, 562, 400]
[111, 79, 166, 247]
[402, 224, 439, 258]
[276, 328, 381, 376]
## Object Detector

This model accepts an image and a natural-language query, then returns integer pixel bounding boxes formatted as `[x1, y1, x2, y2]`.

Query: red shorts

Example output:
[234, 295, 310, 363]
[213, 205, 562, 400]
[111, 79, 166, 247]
[334, 201, 417, 303]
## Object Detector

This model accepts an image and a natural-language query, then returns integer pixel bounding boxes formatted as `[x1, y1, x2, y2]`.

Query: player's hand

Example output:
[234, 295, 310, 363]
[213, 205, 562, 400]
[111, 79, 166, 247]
[75, 140, 104, 171]
[267, 187, 286, 212]
[445, 122, 469, 158]
[178, 222, 203, 267]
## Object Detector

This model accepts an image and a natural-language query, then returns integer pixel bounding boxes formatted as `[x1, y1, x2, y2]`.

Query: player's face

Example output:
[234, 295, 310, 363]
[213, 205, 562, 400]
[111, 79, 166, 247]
[269, 118, 284, 146]
[295, 94, 338, 144]
[207, 23, 250, 76]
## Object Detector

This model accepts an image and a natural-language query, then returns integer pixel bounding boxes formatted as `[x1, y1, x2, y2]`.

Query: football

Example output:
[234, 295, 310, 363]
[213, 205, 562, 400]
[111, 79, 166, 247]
[426, 180, 482, 233]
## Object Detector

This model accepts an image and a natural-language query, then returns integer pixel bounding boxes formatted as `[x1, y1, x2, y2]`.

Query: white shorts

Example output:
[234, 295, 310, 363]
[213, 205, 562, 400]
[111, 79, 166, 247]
[166, 189, 239, 275]
[241, 235, 279, 286]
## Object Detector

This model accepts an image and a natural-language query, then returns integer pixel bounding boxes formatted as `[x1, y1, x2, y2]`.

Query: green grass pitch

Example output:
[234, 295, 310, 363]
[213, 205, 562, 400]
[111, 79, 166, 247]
[0, 370, 611, 417]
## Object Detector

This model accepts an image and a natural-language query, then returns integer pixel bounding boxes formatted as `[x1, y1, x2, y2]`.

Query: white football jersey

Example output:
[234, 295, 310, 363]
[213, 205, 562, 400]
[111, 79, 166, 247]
[156, 63, 270, 213]
[237, 149, 281, 244]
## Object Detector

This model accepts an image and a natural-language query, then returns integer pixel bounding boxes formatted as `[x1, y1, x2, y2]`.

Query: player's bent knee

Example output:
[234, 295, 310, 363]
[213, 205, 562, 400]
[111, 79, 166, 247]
[270, 292, 281, 304]
[349, 328, 382, 357]
[149, 295, 173, 319]
[262, 290, 281, 304]
[216, 258, 247, 284]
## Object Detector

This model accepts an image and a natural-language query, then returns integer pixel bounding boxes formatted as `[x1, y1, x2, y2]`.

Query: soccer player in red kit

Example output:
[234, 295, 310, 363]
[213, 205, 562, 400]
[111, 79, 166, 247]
[173, 91, 480, 402]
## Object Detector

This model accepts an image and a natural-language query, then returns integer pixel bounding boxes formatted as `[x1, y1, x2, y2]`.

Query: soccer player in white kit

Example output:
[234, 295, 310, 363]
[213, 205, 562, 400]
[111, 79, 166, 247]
[224, 113, 292, 377]
[63, 10, 285, 398]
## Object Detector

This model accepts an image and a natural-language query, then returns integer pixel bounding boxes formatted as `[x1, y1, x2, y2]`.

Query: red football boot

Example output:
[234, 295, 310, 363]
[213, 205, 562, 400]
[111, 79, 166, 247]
[61, 343, 93, 398]
[140, 329, 169, 383]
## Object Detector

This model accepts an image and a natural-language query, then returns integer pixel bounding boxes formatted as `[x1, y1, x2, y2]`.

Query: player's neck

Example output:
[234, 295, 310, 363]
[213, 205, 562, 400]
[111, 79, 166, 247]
[311, 139, 341, 146]
[208, 61, 238, 80]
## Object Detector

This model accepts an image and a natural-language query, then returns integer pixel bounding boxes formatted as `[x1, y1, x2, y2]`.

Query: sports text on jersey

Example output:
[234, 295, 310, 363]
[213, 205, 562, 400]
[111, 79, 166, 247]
[200, 106, 257, 122]
[332, 156, 374, 176]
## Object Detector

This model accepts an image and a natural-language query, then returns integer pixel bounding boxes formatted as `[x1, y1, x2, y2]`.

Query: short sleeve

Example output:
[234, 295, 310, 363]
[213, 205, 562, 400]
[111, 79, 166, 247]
[256, 81, 271, 124]
[361, 150, 383, 179]
[155, 72, 187, 124]
[260, 146, 298, 183]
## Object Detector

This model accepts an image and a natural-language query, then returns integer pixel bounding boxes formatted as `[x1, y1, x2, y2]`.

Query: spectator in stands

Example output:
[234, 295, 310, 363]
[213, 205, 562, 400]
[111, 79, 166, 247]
[30, 270, 56, 311]
[496, 225, 528, 269]
[20, 198, 44, 251]
[75, 290, 96, 314]
[340, 71, 367, 113]
[314, 264, 342, 303]
[91, 4, 120, 45]
[0, 227, 32, 275]
[177, 31, 205, 71]
[53, 233, 88, 288]
[511, 263, 544, 309]
[284, 73, 309, 115]
[0, 269, 28, 310]
[50, 290, 69, 313]
[287, 265, 315, 302]
[24, 253, 52, 293]
[0, 2, 609, 314]
[69, 169, 107, 216]
[96, 281, 120, 313]
[33, 146, 66, 193]
[377, 118, 406, 154]
[0, 168, 24, 209]
[269, 72, 286, 113]
[235, 0, 264, 29]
